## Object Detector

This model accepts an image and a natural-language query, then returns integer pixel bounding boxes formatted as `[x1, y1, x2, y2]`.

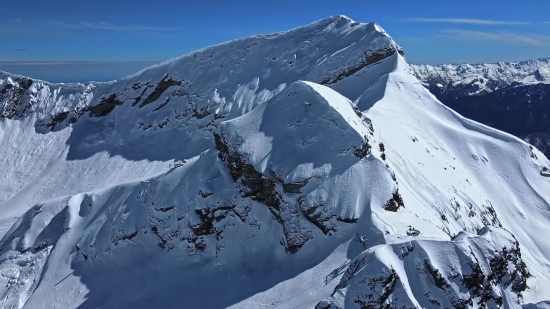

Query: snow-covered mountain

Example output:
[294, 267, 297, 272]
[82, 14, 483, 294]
[411, 59, 550, 158]
[1, 15, 550, 309]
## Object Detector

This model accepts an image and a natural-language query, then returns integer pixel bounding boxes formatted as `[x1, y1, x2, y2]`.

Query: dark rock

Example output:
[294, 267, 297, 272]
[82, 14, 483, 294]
[424, 260, 450, 289]
[283, 180, 308, 193]
[152, 98, 170, 112]
[111, 231, 138, 245]
[336, 217, 358, 224]
[0, 78, 33, 119]
[46, 111, 69, 130]
[320, 48, 397, 85]
[156, 206, 175, 212]
[397, 48, 405, 56]
[406, 227, 420, 236]
[20, 241, 49, 254]
[140, 77, 181, 107]
[353, 267, 399, 309]
[214, 132, 281, 212]
[214, 131, 312, 253]
[301, 202, 335, 235]
[198, 190, 213, 198]
[191, 204, 237, 237]
[384, 190, 404, 212]
[87, 94, 123, 117]
[354, 136, 371, 158]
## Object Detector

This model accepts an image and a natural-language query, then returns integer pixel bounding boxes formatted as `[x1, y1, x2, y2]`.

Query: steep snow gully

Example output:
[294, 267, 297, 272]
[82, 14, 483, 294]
[0, 15, 549, 309]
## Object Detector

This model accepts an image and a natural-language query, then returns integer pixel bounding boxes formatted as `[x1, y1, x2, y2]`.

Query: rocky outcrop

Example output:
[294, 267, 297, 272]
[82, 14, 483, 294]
[353, 268, 399, 309]
[383, 190, 404, 212]
[0, 77, 33, 119]
[319, 228, 531, 309]
[214, 131, 312, 253]
[320, 48, 397, 85]
[45, 111, 69, 130]
[353, 136, 372, 158]
[139, 77, 181, 107]
[87, 93, 123, 117]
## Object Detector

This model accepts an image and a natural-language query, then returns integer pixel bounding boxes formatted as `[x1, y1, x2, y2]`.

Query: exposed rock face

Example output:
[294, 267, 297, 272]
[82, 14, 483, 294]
[320, 48, 398, 85]
[87, 93, 123, 117]
[213, 81, 385, 253]
[214, 131, 282, 216]
[383, 191, 404, 212]
[45, 111, 69, 130]
[319, 228, 531, 309]
[0, 77, 33, 119]
[139, 77, 181, 107]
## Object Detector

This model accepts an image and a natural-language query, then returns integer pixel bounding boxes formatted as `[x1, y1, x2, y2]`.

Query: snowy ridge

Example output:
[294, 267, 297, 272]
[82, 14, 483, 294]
[320, 227, 530, 308]
[0, 14, 399, 216]
[0, 15, 550, 309]
[411, 58, 550, 96]
[214, 80, 392, 252]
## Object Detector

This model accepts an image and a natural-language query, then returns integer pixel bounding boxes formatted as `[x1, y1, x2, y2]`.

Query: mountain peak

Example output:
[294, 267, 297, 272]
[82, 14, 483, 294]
[127, 15, 395, 81]
[218, 80, 372, 183]
[1, 17, 550, 309]
[1, 15, 402, 125]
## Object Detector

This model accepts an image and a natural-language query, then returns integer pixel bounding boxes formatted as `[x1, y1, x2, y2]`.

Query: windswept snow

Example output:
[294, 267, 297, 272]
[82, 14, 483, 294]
[0, 15, 549, 309]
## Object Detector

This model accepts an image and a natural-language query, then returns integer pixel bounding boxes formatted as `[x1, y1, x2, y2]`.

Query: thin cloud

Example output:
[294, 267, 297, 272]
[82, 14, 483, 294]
[8, 19, 171, 32]
[0, 61, 159, 66]
[0, 61, 87, 66]
[408, 18, 530, 25]
[77, 21, 171, 31]
[440, 29, 550, 47]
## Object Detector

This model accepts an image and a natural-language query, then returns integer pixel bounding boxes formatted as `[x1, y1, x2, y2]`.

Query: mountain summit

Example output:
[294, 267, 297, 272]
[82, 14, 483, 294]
[0, 16, 549, 309]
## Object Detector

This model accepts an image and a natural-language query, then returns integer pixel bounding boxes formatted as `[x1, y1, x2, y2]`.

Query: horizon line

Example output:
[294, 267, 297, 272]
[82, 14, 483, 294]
[0, 60, 162, 63]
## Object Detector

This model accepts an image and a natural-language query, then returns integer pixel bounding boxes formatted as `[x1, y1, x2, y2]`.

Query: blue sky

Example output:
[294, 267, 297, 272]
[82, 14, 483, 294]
[1, 0, 549, 82]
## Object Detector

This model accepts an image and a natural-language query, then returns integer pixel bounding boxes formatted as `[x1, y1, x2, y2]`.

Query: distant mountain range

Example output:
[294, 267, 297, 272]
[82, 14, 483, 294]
[411, 58, 550, 157]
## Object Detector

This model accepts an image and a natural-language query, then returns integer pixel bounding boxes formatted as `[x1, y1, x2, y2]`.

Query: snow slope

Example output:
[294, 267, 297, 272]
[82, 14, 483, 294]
[0, 15, 550, 309]
[411, 59, 550, 160]
[319, 56, 550, 308]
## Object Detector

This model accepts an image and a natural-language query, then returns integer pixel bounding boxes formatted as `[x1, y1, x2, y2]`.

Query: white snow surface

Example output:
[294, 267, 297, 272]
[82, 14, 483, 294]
[0, 15, 549, 309]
